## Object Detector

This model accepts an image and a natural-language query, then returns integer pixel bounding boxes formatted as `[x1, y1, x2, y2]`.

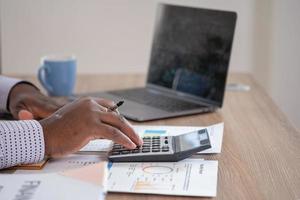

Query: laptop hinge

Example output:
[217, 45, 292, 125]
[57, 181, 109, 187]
[145, 84, 217, 107]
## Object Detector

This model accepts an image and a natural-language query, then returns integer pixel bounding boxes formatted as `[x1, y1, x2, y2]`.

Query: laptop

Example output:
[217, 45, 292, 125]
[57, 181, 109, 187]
[81, 4, 237, 121]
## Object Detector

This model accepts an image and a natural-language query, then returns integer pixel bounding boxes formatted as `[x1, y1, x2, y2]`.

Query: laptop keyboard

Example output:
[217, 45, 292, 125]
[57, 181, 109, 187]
[108, 88, 205, 112]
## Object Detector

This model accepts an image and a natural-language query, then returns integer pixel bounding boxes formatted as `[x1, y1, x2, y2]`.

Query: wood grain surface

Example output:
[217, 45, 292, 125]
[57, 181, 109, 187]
[12, 73, 300, 200]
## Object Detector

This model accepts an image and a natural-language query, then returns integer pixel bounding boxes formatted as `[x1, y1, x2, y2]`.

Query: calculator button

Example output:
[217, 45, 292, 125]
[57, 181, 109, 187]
[164, 136, 168, 139]
[162, 146, 169, 152]
[121, 150, 130, 154]
[164, 140, 168, 144]
[111, 151, 120, 155]
[142, 149, 150, 153]
[200, 140, 209, 145]
[152, 146, 160, 149]
[152, 136, 160, 139]
[152, 149, 160, 152]
[132, 149, 140, 153]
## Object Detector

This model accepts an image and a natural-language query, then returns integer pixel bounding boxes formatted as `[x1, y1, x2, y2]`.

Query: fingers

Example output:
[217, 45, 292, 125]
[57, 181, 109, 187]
[73, 97, 142, 149]
[84, 98, 143, 147]
[96, 123, 136, 149]
[93, 97, 123, 114]
[33, 98, 62, 119]
[98, 111, 143, 146]
[82, 97, 120, 113]
[18, 110, 34, 120]
[93, 98, 115, 109]
[15, 97, 61, 120]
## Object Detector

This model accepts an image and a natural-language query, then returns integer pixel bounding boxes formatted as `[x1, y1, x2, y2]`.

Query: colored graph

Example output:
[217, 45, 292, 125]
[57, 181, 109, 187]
[133, 180, 173, 191]
[129, 163, 177, 191]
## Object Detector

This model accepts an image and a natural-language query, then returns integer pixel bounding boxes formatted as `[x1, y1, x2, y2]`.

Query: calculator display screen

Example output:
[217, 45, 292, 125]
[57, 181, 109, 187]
[177, 131, 201, 151]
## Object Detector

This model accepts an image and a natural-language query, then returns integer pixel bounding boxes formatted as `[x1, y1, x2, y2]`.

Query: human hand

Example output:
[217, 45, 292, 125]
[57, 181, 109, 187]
[8, 83, 63, 120]
[39, 97, 143, 158]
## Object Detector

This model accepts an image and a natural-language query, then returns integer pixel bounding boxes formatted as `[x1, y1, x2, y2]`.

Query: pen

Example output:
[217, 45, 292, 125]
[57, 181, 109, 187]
[109, 101, 124, 112]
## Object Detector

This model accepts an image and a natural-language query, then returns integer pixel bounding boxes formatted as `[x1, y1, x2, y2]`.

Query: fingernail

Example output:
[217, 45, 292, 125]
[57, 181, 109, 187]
[129, 143, 136, 149]
[18, 110, 34, 120]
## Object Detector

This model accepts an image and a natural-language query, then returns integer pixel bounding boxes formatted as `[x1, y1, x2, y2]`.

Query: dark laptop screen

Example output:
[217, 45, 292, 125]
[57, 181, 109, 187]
[147, 4, 237, 106]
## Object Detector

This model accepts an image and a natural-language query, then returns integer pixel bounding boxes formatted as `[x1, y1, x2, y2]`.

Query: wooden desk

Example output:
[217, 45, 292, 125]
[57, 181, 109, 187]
[15, 73, 300, 200]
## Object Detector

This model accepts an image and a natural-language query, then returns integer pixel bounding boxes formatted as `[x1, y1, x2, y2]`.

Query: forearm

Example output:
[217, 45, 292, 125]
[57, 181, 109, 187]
[0, 120, 45, 169]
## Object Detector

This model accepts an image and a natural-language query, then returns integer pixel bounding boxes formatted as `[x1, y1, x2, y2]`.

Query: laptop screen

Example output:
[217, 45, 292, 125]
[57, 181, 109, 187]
[147, 4, 237, 107]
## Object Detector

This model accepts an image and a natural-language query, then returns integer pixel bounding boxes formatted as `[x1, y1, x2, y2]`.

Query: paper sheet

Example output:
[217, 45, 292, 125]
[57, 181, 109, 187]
[107, 159, 218, 197]
[79, 139, 112, 152]
[80, 123, 224, 154]
[1, 162, 107, 200]
[0, 174, 104, 200]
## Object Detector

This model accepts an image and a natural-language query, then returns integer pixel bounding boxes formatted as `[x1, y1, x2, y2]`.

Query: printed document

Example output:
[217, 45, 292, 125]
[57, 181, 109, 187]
[79, 139, 112, 152]
[0, 163, 107, 200]
[107, 159, 218, 197]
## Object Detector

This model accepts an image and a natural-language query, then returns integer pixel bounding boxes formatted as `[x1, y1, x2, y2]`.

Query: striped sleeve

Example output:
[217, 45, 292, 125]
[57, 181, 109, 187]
[0, 120, 45, 169]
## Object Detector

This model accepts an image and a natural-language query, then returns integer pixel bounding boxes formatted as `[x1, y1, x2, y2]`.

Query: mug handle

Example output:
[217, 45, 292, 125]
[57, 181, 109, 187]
[38, 65, 54, 95]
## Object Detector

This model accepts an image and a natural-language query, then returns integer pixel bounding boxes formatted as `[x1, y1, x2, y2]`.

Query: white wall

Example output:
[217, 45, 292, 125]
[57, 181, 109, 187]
[1, 0, 299, 129]
[0, 0, 254, 74]
[252, 0, 300, 129]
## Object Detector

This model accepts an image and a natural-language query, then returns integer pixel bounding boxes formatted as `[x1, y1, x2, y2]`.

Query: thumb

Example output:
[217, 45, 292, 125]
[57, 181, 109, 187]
[18, 110, 34, 120]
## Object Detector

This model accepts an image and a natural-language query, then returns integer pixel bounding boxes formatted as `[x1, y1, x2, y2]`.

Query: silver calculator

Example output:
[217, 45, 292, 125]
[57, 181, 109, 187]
[108, 128, 211, 162]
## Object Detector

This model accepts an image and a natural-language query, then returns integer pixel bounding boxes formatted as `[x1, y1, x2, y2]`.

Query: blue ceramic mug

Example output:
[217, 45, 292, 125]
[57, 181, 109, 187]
[38, 55, 76, 96]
